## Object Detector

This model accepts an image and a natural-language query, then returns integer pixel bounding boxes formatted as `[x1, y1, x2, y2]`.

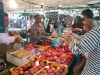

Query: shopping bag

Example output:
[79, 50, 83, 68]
[73, 55, 87, 75]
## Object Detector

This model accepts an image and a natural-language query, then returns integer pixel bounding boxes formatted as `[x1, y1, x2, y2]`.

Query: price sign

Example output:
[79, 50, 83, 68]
[35, 61, 39, 66]
[45, 66, 49, 68]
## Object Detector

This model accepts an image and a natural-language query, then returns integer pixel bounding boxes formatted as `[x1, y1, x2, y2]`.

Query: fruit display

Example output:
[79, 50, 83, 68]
[35, 45, 75, 65]
[24, 43, 50, 51]
[24, 44, 35, 51]
[11, 58, 46, 75]
[10, 43, 75, 75]
[37, 63, 68, 75]
[41, 42, 50, 46]
[38, 46, 49, 51]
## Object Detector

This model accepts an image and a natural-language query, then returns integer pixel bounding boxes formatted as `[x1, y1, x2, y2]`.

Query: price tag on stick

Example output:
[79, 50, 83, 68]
[35, 61, 39, 66]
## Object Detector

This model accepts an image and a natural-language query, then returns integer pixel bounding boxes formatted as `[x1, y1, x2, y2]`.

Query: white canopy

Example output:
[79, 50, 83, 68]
[1, 0, 100, 12]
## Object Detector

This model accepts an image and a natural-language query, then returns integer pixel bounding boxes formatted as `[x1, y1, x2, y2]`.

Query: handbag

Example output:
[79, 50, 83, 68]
[73, 55, 87, 75]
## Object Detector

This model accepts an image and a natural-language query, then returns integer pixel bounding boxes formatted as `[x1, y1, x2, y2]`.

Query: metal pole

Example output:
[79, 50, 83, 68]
[99, 7, 100, 18]
[24, 10, 28, 43]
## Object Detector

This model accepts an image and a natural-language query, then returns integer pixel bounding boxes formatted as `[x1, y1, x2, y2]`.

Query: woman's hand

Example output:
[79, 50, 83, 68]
[64, 31, 72, 37]
[67, 36, 73, 45]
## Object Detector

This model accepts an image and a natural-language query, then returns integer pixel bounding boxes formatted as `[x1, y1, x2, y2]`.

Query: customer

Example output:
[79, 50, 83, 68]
[66, 19, 97, 40]
[0, 12, 21, 60]
[65, 19, 97, 58]
[72, 16, 84, 34]
[66, 25, 100, 75]
[30, 14, 51, 44]
[73, 9, 97, 35]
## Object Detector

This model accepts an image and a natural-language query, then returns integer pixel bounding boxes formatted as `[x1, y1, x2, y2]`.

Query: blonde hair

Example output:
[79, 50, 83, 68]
[83, 19, 97, 30]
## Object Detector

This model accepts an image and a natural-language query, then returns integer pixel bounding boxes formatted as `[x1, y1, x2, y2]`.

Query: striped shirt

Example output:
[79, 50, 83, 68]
[69, 26, 100, 75]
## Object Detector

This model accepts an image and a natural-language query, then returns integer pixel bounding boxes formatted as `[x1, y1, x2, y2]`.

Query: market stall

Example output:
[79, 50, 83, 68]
[0, 0, 100, 75]
[8, 40, 75, 75]
[0, 26, 76, 75]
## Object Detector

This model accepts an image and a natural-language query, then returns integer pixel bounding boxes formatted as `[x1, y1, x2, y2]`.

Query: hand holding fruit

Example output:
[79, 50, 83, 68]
[73, 28, 82, 32]
[14, 34, 22, 43]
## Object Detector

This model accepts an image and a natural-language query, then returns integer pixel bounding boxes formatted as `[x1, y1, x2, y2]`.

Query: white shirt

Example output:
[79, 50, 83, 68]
[0, 29, 14, 45]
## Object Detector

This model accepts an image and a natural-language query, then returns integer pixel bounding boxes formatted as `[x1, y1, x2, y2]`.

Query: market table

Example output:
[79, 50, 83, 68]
[1, 40, 81, 75]
[0, 61, 16, 75]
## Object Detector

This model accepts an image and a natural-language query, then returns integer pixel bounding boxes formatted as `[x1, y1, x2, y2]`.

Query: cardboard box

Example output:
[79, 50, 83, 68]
[6, 49, 36, 66]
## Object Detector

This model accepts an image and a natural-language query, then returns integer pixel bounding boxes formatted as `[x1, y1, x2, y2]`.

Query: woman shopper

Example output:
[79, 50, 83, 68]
[65, 19, 97, 58]
[66, 22, 100, 75]
[73, 9, 97, 35]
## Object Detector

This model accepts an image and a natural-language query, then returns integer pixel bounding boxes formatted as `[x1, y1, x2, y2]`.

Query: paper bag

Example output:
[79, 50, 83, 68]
[52, 29, 58, 38]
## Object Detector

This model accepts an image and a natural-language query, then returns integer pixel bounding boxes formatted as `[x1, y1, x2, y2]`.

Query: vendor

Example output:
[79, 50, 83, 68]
[30, 14, 51, 44]
[0, 12, 21, 60]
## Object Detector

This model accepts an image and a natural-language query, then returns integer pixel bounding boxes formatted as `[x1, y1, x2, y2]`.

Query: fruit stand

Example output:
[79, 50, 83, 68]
[7, 40, 75, 75]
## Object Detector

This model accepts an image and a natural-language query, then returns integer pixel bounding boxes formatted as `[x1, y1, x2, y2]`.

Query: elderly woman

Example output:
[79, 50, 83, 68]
[65, 19, 97, 58]
[66, 19, 97, 40]
[65, 19, 100, 75]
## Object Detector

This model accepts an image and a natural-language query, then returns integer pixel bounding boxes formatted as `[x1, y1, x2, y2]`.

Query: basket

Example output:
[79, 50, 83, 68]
[73, 55, 87, 75]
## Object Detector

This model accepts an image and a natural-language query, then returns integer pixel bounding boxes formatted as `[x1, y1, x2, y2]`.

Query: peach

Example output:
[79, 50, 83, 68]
[42, 70, 47, 74]
[18, 67, 23, 71]
[18, 70, 24, 74]
[14, 69, 18, 73]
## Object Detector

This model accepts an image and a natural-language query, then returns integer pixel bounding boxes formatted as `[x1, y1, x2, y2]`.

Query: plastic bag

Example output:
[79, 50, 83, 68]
[73, 55, 87, 75]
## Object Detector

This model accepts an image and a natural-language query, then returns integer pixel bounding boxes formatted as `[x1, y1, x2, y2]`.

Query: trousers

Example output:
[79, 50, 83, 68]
[0, 44, 13, 60]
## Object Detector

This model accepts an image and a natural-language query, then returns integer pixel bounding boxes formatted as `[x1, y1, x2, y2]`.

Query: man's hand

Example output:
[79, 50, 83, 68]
[73, 28, 82, 32]
[14, 35, 22, 43]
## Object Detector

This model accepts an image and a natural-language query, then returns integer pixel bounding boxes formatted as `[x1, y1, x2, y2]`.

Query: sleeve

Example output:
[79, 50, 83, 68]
[71, 33, 84, 40]
[41, 28, 51, 36]
[69, 30, 100, 54]
[0, 34, 14, 45]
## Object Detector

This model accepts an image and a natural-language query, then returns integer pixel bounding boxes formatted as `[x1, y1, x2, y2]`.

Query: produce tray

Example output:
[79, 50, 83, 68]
[36, 62, 68, 75]
[9, 58, 47, 75]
